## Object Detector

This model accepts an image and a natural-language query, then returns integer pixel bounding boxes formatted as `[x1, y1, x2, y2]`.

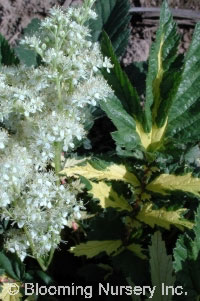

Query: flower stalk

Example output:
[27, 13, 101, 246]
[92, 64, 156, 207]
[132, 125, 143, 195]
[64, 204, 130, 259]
[0, 0, 113, 267]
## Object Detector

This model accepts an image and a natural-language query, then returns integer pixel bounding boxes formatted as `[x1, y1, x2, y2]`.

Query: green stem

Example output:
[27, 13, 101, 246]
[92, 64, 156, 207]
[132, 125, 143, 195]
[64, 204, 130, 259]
[24, 226, 47, 272]
[46, 245, 55, 269]
[50, 141, 63, 264]
[54, 141, 62, 175]
[56, 77, 63, 111]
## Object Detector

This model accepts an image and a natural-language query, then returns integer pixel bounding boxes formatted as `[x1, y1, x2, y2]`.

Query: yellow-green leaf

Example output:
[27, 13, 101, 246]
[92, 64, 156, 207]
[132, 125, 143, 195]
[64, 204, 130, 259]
[126, 243, 147, 260]
[61, 162, 140, 187]
[146, 173, 200, 196]
[135, 121, 152, 149]
[136, 119, 168, 151]
[70, 240, 122, 258]
[151, 35, 164, 122]
[136, 203, 194, 230]
[90, 181, 132, 212]
[0, 275, 22, 301]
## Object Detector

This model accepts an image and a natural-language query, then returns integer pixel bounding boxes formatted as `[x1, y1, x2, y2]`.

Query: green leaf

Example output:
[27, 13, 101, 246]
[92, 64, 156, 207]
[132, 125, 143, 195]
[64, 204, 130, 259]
[126, 278, 142, 301]
[70, 240, 122, 258]
[144, 0, 180, 131]
[168, 22, 200, 124]
[136, 203, 193, 230]
[126, 243, 147, 260]
[146, 173, 200, 197]
[166, 99, 200, 145]
[0, 34, 19, 66]
[165, 22, 200, 150]
[112, 249, 150, 285]
[0, 252, 25, 281]
[89, 0, 131, 56]
[124, 61, 148, 97]
[101, 31, 144, 124]
[61, 160, 140, 187]
[100, 96, 142, 152]
[34, 270, 54, 285]
[89, 181, 132, 211]
[14, 18, 41, 67]
[173, 206, 200, 299]
[149, 231, 175, 301]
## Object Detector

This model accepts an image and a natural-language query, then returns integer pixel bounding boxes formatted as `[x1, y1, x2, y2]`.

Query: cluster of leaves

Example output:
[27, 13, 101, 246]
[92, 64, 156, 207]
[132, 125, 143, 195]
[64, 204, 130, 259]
[61, 0, 200, 300]
[1, 0, 200, 300]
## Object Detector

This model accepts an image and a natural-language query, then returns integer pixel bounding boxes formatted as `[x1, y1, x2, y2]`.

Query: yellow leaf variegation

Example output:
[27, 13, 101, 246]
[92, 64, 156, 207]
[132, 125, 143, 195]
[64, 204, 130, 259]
[70, 240, 122, 258]
[126, 243, 147, 260]
[90, 181, 132, 212]
[136, 203, 194, 230]
[136, 119, 168, 151]
[146, 173, 200, 197]
[135, 34, 168, 151]
[135, 121, 152, 149]
[151, 34, 164, 122]
[61, 162, 140, 187]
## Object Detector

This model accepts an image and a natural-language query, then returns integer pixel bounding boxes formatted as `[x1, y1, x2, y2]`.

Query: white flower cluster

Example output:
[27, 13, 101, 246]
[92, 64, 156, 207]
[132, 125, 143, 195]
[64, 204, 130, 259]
[0, 0, 113, 266]
[4, 172, 83, 261]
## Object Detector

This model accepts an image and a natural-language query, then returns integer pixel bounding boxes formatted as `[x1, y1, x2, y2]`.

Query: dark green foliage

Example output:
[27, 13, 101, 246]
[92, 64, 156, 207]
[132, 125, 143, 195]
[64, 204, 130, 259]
[149, 232, 175, 301]
[89, 0, 131, 56]
[101, 31, 144, 124]
[100, 1, 200, 158]
[166, 22, 200, 146]
[0, 252, 25, 281]
[100, 96, 141, 152]
[15, 18, 41, 66]
[124, 61, 148, 97]
[173, 206, 200, 300]
[0, 34, 19, 66]
[112, 250, 150, 285]
[87, 210, 125, 241]
[144, 1, 180, 131]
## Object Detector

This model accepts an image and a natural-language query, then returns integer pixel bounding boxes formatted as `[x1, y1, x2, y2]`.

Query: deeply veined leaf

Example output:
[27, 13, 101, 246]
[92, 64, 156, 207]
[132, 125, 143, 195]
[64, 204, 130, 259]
[174, 206, 200, 262]
[70, 240, 122, 258]
[160, 22, 200, 149]
[61, 162, 140, 187]
[136, 203, 193, 230]
[89, 0, 131, 56]
[149, 232, 175, 301]
[101, 31, 144, 125]
[101, 96, 142, 151]
[173, 235, 188, 273]
[173, 206, 200, 299]
[89, 181, 132, 211]
[166, 97, 200, 146]
[126, 243, 147, 260]
[146, 173, 200, 197]
[144, 0, 180, 132]
[168, 23, 200, 125]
